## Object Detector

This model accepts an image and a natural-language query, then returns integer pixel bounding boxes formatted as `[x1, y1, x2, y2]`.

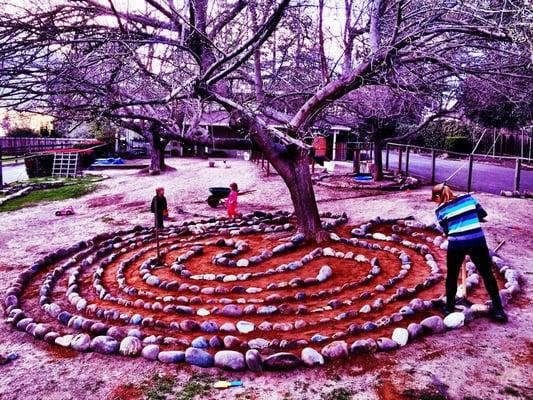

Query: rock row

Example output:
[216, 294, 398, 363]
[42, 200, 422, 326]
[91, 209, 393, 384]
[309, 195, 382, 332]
[4, 211, 521, 371]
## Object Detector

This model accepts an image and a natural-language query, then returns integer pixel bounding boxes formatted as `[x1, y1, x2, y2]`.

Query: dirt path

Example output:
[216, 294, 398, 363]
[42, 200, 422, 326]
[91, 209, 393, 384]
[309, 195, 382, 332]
[0, 158, 531, 400]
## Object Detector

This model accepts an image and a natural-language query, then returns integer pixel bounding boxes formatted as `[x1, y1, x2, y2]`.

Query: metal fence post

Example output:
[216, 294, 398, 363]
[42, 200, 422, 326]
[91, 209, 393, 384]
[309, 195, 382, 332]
[0, 144, 3, 188]
[398, 147, 403, 174]
[354, 149, 361, 174]
[431, 149, 436, 184]
[385, 143, 390, 170]
[467, 154, 474, 192]
[514, 158, 521, 192]
[405, 145, 410, 176]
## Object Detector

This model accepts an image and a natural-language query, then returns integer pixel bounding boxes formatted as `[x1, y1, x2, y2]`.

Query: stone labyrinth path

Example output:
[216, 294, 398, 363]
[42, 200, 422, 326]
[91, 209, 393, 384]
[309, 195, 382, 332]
[4, 211, 522, 371]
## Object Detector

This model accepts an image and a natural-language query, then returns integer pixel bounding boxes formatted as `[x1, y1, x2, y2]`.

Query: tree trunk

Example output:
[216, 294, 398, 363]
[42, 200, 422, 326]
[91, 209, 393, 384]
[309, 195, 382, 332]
[273, 147, 327, 242]
[149, 131, 168, 175]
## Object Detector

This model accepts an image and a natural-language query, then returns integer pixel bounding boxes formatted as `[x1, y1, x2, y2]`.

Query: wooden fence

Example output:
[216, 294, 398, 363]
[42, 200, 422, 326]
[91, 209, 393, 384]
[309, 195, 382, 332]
[0, 137, 100, 156]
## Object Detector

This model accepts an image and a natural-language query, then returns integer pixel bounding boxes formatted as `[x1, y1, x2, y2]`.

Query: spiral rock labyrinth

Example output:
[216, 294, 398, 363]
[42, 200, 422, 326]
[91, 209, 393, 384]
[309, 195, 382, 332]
[4, 211, 522, 371]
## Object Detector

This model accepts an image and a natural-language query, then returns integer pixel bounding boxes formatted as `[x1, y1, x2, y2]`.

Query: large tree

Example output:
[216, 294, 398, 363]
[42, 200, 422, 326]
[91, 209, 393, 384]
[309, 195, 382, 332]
[0, 0, 531, 240]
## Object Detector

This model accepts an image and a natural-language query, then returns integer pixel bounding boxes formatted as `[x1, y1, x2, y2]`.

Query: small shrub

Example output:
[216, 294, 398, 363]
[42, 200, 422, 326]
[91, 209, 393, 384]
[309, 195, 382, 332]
[444, 136, 472, 154]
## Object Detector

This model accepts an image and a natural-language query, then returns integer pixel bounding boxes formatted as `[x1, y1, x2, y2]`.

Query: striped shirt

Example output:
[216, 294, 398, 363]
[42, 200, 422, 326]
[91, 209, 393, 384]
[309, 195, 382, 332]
[435, 194, 487, 242]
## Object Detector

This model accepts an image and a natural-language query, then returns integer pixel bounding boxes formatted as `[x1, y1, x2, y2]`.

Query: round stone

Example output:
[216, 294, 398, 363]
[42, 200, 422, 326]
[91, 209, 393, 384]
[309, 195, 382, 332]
[377, 337, 398, 352]
[350, 339, 377, 355]
[236, 321, 255, 334]
[443, 312, 465, 329]
[141, 344, 160, 361]
[245, 349, 263, 372]
[391, 328, 409, 347]
[71, 333, 91, 352]
[420, 315, 446, 334]
[158, 350, 185, 363]
[90, 336, 119, 354]
[316, 265, 333, 282]
[321, 340, 349, 360]
[407, 323, 424, 340]
[214, 350, 246, 371]
[200, 320, 219, 333]
[191, 336, 209, 349]
[248, 338, 270, 350]
[221, 304, 242, 318]
[119, 336, 142, 357]
[55, 335, 74, 348]
[301, 347, 324, 367]
[185, 347, 214, 368]
[263, 352, 302, 370]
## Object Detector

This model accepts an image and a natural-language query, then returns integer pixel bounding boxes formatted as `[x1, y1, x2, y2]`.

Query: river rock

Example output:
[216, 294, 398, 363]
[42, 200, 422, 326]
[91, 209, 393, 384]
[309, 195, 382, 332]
[316, 265, 333, 282]
[158, 350, 185, 363]
[185, 347, 214, 368]
[71, 333, 91, 352]
[301, 347, 324, 367]
[191, 336, 209, 348]
[91, 336, 119, 354]
[443, 312, 465, 329]
[264, 352, 302, 370]
[221, 304, 243, 318]
[214, 350, 245, 371]
[55, 334, 74, 348]
[407, 322, 424, 340]
[236, 320, 255, 334]
[391, 328, 409, 347]
[200, 320, 219, 333]
[119, 336, 142, 356]
[420, 315, 446, 334]
[350, 338, 377, 355]
[377, 337, 398, 351]
[248, 338, 270, 350]
[321, 341, 349, 359]
[141, 344, 160, 360]
[245, 349, 263, 372]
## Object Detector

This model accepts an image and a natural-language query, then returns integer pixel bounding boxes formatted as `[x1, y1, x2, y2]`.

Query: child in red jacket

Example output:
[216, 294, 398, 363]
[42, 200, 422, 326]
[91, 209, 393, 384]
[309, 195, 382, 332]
[227, 182, 238, 219]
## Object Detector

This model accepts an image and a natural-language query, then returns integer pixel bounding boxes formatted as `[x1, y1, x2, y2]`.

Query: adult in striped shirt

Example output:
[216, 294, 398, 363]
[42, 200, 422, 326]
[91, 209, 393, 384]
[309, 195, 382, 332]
[432, 183, 507, 323]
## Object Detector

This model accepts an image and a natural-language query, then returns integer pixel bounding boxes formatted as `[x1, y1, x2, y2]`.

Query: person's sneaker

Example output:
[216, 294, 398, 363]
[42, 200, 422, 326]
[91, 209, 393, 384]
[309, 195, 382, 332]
[491, 309, 508, 323]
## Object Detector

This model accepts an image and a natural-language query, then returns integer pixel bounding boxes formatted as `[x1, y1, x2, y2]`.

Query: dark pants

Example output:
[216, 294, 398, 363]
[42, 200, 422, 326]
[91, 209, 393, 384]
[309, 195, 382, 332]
[446, 238, 503, 312]
[155, 213, 164, 229]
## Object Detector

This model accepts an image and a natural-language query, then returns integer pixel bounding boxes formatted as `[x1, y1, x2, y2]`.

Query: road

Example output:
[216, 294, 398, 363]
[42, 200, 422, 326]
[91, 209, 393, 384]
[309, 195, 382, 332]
[385, 151, 533, 194]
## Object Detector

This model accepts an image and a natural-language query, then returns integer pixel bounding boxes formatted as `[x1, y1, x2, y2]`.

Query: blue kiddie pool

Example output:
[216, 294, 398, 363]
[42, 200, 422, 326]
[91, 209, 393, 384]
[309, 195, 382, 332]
[353, 173, 373, 182]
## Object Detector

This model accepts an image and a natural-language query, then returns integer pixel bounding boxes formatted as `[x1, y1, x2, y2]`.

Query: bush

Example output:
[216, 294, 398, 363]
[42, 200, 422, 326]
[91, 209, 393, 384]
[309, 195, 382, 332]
[444, 136, 472, 154]
[24, 154, 54, 178]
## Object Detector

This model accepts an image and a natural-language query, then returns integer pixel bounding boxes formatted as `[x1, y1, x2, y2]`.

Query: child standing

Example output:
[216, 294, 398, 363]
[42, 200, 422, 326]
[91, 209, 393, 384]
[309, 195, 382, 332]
[431, 183, 507, 323]
[150, 187, 168, 228]
[227, 182, 238, 219]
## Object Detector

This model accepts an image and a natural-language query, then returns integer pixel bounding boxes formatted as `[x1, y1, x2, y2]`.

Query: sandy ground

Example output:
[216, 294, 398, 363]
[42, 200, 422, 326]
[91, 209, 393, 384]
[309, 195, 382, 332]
[0, 157, 531, 400]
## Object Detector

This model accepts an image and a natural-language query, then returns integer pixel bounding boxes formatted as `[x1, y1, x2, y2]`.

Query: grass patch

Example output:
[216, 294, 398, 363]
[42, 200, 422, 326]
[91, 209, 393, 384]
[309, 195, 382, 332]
[138, 373, 216, 400]
[141, 373, 177, 400]
[323, 388, 352, 400]
[0, 176, 101, 212]
[176, 373, 215, 400]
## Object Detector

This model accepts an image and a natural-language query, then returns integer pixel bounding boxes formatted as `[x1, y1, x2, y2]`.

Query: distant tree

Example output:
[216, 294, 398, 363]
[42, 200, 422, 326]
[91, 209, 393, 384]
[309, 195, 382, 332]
[7, 127, 39, 137]
[0, 0, 531, 240]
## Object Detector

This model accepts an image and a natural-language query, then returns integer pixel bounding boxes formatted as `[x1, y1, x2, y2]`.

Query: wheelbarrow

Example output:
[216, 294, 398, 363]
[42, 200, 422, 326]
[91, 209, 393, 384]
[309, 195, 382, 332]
[206, 187, 256, 208]
[207, 187, 231, 208]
